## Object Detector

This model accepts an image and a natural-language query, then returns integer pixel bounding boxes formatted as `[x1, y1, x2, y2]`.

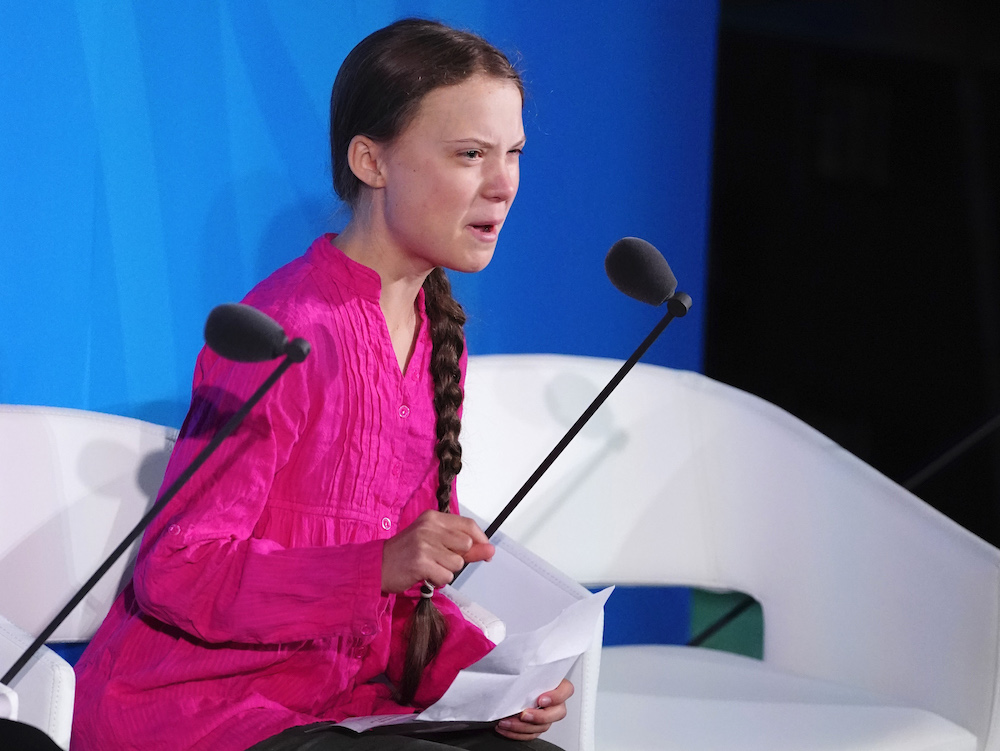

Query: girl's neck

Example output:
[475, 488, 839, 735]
[336, 218, 428, 372]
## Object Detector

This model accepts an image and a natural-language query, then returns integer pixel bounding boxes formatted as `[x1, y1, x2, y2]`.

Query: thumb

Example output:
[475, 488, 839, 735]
[464, 541, 495, 563]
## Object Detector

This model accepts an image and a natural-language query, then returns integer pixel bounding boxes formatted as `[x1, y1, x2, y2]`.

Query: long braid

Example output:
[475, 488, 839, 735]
[397, 267, 467, 705]
[425, 269, 466, 508]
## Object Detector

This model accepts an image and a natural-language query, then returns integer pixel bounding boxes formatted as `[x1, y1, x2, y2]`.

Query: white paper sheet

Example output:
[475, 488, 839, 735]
[336, 586, 612, 733]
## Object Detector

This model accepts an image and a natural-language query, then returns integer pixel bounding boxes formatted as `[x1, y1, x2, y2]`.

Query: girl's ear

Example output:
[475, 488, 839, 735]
[347, 135, 387, 189]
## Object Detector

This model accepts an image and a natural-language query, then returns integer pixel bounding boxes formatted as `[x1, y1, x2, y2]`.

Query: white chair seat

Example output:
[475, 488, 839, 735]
[597, 645, 977, 750]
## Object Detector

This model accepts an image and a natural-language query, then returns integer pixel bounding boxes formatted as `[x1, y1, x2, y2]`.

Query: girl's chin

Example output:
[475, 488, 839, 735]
[445, 249, 496, 275]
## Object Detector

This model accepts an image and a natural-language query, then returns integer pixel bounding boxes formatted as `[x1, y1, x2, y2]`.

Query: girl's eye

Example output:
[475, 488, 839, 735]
[464, 150, 482, 159]
[508, 148, 523, 156]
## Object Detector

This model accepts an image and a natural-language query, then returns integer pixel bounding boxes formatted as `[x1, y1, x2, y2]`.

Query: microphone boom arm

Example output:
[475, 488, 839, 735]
[457, 291, 692, 583]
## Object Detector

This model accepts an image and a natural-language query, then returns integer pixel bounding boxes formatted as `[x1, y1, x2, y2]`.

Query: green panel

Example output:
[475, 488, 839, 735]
[689, 589, 764, 659]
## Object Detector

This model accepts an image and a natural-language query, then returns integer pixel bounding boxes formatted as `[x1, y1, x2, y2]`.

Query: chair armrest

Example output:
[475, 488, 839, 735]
[454, 512, 602, 751]
[0, 615, 74, 750]
[0, 682, 17, 720]
[440, 585, 506, 645]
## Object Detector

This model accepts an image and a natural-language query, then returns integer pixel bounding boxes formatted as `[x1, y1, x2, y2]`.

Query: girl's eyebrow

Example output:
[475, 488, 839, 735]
[444, 136, 527, 150]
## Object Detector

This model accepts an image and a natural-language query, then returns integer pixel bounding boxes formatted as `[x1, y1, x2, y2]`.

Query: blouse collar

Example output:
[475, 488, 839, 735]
[306, 233, 428, 315]
[306, 233, 382, 302]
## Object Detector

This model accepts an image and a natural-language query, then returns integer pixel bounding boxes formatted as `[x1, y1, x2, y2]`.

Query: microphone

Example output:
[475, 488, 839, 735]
[605, 236, 677, 305]
[205, 303, 310, 363]
[1, 307, 311, 689]
[462, 237, 693, 558]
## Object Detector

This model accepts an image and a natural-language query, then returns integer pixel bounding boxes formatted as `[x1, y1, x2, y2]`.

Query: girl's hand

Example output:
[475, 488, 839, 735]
[495, 679, 574, 741]
[381, 510, 494, 593]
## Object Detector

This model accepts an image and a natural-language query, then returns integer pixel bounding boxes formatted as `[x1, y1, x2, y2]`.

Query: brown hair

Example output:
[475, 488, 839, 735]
[329, 18, 522, 705]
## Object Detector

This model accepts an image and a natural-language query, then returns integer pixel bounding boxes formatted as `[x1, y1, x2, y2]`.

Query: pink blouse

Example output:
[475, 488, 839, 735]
[71, 235, 494, 751]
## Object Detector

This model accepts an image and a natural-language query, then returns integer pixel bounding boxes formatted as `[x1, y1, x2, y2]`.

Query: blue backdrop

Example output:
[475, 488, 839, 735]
[0, 0, 718, 427]
[1, 0, 719, 649]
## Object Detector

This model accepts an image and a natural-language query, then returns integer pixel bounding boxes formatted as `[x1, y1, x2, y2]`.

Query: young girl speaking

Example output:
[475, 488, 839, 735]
[72, 18, 573, 751]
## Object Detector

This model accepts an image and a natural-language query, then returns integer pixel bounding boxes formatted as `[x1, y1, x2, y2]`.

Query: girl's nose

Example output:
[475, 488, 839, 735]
[484, 158, 518, 202]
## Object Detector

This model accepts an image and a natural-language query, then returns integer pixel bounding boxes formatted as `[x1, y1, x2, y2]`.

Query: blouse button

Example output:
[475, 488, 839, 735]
[391, 461, 402, 477]
[360, 623, 375, 637]
[398, 404, 410, 418]
[168, 524, 181, 536]
[381, 517, 392, 531]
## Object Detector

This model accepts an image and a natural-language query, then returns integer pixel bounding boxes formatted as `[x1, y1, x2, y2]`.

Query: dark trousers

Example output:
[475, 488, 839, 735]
[246, 723, 564, 751]
[0, 719, 64, 750]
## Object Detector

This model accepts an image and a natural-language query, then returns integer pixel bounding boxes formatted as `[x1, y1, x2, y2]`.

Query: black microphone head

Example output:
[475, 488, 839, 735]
[204, 303, 290, 362]
[605, 237, 677, 306]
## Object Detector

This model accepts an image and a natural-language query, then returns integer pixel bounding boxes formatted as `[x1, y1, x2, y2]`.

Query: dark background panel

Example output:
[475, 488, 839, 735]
[705, 0, 1000, 545]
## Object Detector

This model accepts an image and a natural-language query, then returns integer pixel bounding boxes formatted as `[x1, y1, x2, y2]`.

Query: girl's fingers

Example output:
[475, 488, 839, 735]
[496, 718, 548, 740]
[422, 552, 466, 585]
[493, 679, 574, 740]
[522, 704, 565, 726]
[382, 511, 494, 592]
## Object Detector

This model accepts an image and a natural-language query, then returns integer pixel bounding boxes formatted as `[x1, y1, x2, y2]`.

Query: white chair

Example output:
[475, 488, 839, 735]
[0, 405, 176, 748]
[0, 404, 599, 750]
[459, 353, 999, 751]
[0, 405, 177, 644]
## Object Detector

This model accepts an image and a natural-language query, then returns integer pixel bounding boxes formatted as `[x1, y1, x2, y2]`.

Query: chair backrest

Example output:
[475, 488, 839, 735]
[0, 405, 177, 641]
[458, 353, 1000, 749]
[0, 614, 75, 749]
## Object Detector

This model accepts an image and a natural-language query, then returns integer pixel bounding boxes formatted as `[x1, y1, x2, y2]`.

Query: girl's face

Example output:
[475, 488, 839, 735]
[375, 73, 525, 275]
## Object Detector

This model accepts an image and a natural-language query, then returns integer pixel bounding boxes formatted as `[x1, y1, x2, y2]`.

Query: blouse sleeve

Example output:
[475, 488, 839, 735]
[132, 324, 387, 646]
